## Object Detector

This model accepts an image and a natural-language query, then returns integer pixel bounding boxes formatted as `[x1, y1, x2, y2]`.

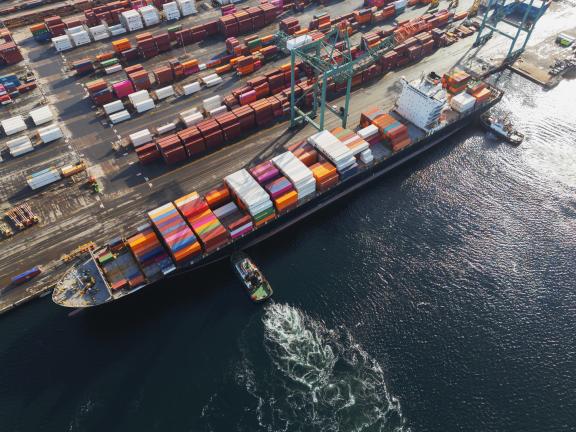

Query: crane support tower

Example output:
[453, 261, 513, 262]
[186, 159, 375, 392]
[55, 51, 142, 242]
[278, 25, 394, 131]
[474, 0, 550, 61]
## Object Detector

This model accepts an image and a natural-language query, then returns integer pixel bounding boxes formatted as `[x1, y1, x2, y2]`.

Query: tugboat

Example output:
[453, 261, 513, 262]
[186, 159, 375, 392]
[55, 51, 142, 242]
[481, 113, 524, 145]
[231, 251, 273, 303]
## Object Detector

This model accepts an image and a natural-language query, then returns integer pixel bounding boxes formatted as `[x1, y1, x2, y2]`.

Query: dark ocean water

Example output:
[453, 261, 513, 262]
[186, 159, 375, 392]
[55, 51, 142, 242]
[1, 73, 575, 432]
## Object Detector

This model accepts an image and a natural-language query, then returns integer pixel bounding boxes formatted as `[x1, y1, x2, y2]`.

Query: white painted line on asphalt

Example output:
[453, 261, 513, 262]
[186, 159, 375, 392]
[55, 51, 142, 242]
[136, 173, 142, 176]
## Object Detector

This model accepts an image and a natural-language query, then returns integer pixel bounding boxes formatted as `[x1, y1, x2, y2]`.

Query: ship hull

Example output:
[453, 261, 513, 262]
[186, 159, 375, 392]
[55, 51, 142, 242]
[65, 96, 500, 308]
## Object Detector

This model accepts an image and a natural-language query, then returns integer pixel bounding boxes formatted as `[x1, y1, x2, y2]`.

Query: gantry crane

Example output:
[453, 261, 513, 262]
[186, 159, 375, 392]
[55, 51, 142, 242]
[474, 0, 550, 60]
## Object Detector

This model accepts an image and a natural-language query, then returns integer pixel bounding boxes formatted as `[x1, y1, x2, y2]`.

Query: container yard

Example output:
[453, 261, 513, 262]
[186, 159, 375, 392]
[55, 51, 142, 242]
[0, 0, 565, 313]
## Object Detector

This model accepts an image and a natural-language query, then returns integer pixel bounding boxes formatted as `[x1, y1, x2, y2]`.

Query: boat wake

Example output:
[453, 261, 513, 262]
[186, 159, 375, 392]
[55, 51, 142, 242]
[233, 303, 408, 432]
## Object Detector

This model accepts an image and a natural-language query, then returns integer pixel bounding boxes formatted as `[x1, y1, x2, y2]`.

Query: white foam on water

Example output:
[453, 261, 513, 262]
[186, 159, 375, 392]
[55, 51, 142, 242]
[237, 303, 409, 432]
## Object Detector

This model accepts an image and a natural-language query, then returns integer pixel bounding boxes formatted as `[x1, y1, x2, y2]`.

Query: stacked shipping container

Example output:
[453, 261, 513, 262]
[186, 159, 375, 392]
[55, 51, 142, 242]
[148, 203, 202, 264]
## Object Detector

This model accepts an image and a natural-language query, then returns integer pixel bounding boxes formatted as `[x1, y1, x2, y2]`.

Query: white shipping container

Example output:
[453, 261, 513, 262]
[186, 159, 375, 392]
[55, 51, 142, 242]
[450, 92, 476, 113]
[29, 106, 54, 126]
[10, 143, 35, 157]
[6, 135, 31, 150]
[129, 129, 152, 147]
[154, 85, 175, 100]
[109, 110, 131, 124]
[177, 0, 196, 15]
[208, 105, 227, 117]
[105, 64, 123, 75]
[103, 100, 124, 115]
[202, 95, 222, 112]
[2, 115, 27, 136]
[181, 112, 203, 127]
[204, 76, 223, 87]
[129, 90, 150, 105]
[38, 125, 64, 143]
[183, 82, 201, 95]
[27, 168, 61, 190]
[139, 5, 161, 26]
[134, 98, 155, 113]
[70, 30, 91, 46]
[120, 10, 144, 31]
[109, 24, 127, 36]
[357, 124, 379, 140]
[360, 149, 374, 164]
[156, 122, 176, 135]
[52, 35, 73, 52]
[286, 35, 312, 51]
[89, 24, 110, 40]
[163, 2, 182, 20]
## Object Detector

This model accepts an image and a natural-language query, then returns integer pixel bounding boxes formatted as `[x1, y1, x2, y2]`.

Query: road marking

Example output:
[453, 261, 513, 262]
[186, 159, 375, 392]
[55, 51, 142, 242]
[136, 173, 142, 176]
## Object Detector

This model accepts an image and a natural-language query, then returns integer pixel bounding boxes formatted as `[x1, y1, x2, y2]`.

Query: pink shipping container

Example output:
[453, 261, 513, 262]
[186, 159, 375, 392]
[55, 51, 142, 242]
[112, 80, 135, 99]
[239, 90, 257, 106]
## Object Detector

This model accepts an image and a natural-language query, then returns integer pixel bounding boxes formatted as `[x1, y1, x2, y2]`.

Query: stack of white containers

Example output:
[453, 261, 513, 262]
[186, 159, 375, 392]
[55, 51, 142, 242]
[209, 106, 227, 117]
[360, 149, 374, 164]
[202, 95, 222, 113]
[163, 2, 182, 20]
[27, 167, 61, 190]
[7, 136, 34, 157]
[2, 115, 27, 136]
[67, 26, 91, 46]
[225, 169, 274, 219]
[308, 131, 356, 173]
[179, 108, 203, 127]
[89, 24, 110, 41]
[202, 73, 223, 87]
[357, 124, 379, 142]
[38, 125, 63, 143]
[120, 10, 144, 31]
[52, 35, 73, 51]
[139, 5, 161, 26]
[109, 110, 131, 124]
[177, 0, 196, 15]
[450, 92, 476, 113]
[103, 100, 124, 115]
[129, 129, 153, 147]
[183, 81, 201, 95]
[109, 24, 127, 36]
[272, 151, 316, 200]
[129, 90, 155, 113]
[154, 85, 175, 100]
[29, 106, 54, 126]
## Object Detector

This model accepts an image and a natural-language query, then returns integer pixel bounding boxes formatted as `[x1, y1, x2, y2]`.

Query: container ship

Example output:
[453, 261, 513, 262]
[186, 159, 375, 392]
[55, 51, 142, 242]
[53, 71, 502, 308]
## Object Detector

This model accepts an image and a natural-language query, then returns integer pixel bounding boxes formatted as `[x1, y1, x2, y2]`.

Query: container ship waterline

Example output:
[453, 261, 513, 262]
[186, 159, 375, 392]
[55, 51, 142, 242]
[53, 72, 502, 308]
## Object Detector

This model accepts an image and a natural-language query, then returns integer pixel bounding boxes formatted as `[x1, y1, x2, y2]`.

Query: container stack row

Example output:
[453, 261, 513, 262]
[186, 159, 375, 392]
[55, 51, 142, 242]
[225, 169, 276, 228]
[360, 108, 411, 152]
[271, 151, 316, 201]
[127, 224, 174, 279]
[148, 203, 202, 264]
[308, 131, 358, 180]
[174, 192, 230, 253]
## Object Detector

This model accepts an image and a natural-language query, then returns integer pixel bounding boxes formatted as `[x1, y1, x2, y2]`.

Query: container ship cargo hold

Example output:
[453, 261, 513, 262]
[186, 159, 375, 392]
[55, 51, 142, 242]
[53, 72, 502, 308]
